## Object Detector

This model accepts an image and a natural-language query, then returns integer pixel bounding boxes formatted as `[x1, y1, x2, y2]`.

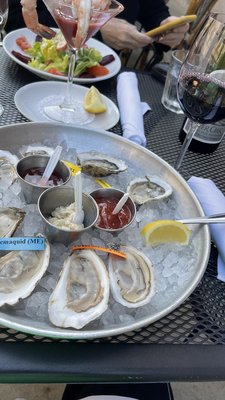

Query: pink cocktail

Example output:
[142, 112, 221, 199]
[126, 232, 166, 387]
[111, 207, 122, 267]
[42, 0, 124, 125]
[54, 7, 112, 48]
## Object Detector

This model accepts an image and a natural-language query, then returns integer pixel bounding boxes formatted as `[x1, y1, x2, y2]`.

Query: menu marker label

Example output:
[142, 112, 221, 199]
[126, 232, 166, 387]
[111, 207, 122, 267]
[0, 237, 45, 251]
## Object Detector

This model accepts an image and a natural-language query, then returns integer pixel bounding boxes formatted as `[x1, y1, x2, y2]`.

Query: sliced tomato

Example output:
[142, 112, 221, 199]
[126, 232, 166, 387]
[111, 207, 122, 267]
[87, 65, 109, 77]
[47, 68, 66, 76]
[16, 36, 31, 50]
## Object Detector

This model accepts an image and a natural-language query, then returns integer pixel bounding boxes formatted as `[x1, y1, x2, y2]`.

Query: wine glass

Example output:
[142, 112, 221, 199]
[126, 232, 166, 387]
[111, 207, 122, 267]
[41, 0, 124, 125]
[0, 0, 8, 117]
[175, 13, 225, 171]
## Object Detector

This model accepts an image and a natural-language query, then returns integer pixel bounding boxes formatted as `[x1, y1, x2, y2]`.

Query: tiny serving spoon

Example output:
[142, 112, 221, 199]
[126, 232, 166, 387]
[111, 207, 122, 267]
[112, 192, 129, 215]
[178, 213, 225, 224]
[38, 145, 62, 186]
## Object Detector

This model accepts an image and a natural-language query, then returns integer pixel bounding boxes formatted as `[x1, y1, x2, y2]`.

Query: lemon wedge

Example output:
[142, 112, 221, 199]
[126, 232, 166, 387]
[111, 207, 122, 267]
[83, 86, 107, 114]
[140, 220, 191, 246]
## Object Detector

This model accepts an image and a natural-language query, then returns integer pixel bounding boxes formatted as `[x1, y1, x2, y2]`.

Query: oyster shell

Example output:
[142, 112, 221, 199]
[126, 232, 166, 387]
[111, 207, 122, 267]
[19, 145, 54, 158]
[0, 150, 19, 184]
[0, 207, 26, 238]
[127, 176, 173, 205]
[108, 245, 155, 308]
[48, 249, 109, 329]
[0, 235, 50, 306]
[77, 151, 127, 177]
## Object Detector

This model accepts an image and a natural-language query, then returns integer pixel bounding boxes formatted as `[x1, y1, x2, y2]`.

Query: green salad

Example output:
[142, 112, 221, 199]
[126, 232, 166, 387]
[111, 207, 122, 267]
[25, 32, 103, 77]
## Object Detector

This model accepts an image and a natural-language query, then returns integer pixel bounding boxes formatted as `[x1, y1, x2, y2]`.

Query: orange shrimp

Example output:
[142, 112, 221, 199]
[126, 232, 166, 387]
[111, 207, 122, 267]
[72, 0, 111, 47]
[73, 0, 91, 48]
[20, 0, 56, 38]
[92, 0, 111, 10]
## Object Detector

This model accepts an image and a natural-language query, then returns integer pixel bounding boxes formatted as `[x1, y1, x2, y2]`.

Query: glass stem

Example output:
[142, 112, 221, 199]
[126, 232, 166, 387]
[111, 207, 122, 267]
[61, 48, 77, 110]
[174, 120, 200, 171]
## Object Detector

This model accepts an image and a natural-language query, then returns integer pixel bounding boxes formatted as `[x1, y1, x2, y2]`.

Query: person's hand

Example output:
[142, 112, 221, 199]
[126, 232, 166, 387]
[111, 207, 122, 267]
[156, 16, 189, 48]
[100, 18, 152, 50]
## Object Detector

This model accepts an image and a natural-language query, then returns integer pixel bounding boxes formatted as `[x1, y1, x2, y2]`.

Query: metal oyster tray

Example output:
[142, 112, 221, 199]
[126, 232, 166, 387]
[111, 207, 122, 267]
[0, 122, 210, 340]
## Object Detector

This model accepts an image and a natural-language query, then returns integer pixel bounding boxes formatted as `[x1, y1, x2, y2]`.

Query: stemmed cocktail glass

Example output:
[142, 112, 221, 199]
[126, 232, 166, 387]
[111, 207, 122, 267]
[0, 0, 8, 117]
[42, 0, 124, 125]
[175, 13, 225, 171]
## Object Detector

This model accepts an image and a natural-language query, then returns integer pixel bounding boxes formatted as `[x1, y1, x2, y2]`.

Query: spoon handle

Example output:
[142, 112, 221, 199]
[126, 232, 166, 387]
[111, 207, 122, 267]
[112, 193, 129, 215]
[39, 145, 62, 186]
[178, 212, 225, 224]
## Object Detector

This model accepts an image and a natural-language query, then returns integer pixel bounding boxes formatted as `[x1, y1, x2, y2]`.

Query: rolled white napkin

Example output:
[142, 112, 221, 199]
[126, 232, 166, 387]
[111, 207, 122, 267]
[188, 176, 225, 282]
[116, 72, 150, 146]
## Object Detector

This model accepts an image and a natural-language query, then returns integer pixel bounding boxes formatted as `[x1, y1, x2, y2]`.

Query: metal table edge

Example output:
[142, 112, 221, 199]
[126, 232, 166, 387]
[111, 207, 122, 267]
[0, 342, 225, 383]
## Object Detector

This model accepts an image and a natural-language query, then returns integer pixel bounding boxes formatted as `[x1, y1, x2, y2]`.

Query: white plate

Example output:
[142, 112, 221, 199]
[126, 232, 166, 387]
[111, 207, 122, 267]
[3, 27, 121, 84]
[14, 81, 120, 130]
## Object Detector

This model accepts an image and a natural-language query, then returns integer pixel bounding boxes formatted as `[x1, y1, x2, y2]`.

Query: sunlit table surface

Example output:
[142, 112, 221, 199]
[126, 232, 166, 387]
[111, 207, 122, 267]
[0, 48, 225, 383]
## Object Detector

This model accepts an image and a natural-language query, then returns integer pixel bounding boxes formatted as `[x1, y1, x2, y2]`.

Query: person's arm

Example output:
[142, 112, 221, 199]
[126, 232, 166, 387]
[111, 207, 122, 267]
[99, 0, 174, 52]
[100, 18, 152, 50]
[156, 16, 189, 48]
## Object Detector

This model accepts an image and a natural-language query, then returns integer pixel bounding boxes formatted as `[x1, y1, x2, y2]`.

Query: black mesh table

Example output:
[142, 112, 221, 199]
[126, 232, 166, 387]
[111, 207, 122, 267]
[0, 49, 225, 383]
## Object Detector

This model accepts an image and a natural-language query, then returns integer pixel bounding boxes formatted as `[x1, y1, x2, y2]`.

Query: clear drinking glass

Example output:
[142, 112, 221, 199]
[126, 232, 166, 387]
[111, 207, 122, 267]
[0, 0, 8, 117]
[161, 49, 187, 114]
[175, 13, 225, 171]
[41, 0, 124, 125]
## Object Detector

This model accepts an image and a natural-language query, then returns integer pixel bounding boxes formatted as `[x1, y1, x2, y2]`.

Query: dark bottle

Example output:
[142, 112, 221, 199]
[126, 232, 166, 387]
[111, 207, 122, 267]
[179, 118, 225, 154]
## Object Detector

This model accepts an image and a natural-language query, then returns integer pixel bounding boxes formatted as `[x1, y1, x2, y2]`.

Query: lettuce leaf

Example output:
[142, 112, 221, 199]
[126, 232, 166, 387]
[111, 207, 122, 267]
[25, 33, 103, 77]
[75, 47, 102, 76]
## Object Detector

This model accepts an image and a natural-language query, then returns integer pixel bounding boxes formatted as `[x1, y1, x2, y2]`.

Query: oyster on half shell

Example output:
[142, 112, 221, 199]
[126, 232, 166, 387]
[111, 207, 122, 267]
[19, 144, 54, 158]
[77, 151, 127, 177]
[127, 176, 173, 205]
[0, 150, 19, 185]
[108, 245, 155, 308]
[0, 207, 26, 238]
[0, 235, 50, 306]
[48, 249, 110, 329]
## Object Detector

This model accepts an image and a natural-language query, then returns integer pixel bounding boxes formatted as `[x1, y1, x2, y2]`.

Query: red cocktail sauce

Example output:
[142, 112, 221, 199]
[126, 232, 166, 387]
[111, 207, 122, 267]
[22, 167, 64, 187]
[54, 8, 111, 48]
[95, 197, 132, 230]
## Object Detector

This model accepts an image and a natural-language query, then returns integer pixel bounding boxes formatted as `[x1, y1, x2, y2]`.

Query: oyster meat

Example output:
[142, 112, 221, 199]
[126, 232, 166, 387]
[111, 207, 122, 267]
[19, 144, 54, 158]
[48, 249, 110, 329]
[127, 176, 173, 205]
[0, 236, 50, 306]
[0, 150, 19, 185]
[0, 207, 26, 238]
[108, 245, 155, 308]
[77, 151, 127, 177]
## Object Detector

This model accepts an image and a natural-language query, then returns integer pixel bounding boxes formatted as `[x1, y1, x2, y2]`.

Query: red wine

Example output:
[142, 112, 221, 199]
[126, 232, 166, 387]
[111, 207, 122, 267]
[179, 118, 225, 154]
[178, 71, 225, 124]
